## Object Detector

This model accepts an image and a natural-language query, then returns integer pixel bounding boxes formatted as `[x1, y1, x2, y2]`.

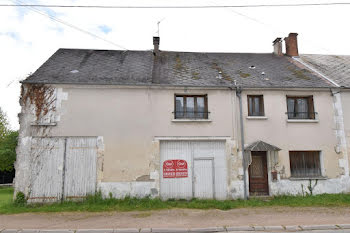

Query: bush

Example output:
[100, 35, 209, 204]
[14, 191, 26, 206]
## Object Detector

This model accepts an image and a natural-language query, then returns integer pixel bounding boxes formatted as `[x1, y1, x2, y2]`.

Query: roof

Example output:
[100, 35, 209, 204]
[22, 48, 335, 88]
[301, 54, 350, 88]
[245, 140, 281, 151]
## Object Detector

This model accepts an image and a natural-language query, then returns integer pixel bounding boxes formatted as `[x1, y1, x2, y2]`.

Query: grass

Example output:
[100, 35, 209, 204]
[1, 187, 350, 215]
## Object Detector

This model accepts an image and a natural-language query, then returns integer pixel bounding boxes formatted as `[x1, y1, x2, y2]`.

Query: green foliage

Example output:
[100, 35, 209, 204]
[0, 107, 18, 172]
[1, 187, 350, 214]
[14, 191, 26, 206]
[0, 131, 18, 172]
[0, 107, 10, 140]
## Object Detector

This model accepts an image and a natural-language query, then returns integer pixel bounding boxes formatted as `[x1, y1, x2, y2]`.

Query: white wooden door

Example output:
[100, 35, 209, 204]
[28, 138, 65, 202]
[28, 137, 98, 202]
[193, 159, 214, 199]
[63, 137, 98, 200]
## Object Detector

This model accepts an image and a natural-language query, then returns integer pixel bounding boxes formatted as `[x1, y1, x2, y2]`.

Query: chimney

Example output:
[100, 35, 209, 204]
[272, 37, 283, 56]
[284, 33, 299, 57]
[153, 36, 160, 55]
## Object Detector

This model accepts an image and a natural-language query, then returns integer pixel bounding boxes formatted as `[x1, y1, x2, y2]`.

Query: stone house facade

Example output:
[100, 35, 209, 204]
[14, 33, 350, 202]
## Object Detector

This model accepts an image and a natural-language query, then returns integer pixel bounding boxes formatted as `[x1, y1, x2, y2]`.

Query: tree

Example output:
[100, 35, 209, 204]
[0, 108, 18, 172]
[0, 107, 9, 140]
[0, 131, 18, 172]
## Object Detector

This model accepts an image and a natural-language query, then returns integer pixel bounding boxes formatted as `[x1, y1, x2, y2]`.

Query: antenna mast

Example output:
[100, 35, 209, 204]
[156, 18, 165, 37]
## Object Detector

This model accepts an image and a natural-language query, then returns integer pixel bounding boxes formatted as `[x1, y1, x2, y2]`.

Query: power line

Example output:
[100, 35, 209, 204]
[211, 1, 334, 53]
[1, 2, 350, 8]
[10, 0, 128, 50]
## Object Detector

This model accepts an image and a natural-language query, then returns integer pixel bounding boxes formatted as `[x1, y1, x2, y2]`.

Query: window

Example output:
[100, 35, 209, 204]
[287, 96, 315, 119]
[175, 95, 208, 119]
[247, 95, 264, 116]
[289, 151, 321, 178]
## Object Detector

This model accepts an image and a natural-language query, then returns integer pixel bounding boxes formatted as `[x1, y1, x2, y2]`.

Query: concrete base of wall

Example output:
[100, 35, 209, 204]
[229, 180, 245, 199]
[270, 176, 350, 196]
[98, 182, 158, 199]
[99, 176, 350, 200]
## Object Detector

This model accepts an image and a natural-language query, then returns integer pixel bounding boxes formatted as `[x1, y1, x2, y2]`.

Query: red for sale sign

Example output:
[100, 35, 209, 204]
[163, 159, 188, 178]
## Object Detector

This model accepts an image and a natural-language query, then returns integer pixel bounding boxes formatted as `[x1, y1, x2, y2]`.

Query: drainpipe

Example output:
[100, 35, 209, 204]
[236, 86, 248, 200]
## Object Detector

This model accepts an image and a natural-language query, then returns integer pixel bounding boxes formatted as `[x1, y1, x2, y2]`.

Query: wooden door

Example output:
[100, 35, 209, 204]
[64, 137, 98, 200]
[249, 151, 269, 196]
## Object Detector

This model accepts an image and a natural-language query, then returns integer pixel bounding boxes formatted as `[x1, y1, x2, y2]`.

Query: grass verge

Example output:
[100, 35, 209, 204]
[1, 187, 350, 214]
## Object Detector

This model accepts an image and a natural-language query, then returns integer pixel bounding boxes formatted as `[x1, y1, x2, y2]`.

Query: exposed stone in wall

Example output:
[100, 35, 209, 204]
[230, 180, 245, 199]
[149, 140, 160, 193]
[96, 136, 105, 183]
[332, 91, 349, 177]
[136, 175, 155, 181]
[15, 84, 68, 198]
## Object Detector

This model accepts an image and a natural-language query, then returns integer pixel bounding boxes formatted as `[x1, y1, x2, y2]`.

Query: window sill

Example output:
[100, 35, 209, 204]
[31, 122, 57, 126]
[287, 119, 319, 123]
[289, 177, 327, 181]
[172, 119, 212, 123]
[246, 116, 268, 120]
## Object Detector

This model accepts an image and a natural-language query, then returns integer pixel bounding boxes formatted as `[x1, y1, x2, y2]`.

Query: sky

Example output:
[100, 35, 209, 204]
[1, 0, 350, 130]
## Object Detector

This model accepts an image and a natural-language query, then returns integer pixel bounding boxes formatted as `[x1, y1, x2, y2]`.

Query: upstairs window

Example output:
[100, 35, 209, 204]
[175, 95, 208, 119]
[287, 96, 315, 119]
[247, 95, 264, 116]
[289, 151, 321, 178]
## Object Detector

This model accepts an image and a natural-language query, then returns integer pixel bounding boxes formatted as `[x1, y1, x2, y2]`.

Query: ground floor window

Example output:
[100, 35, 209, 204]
[289, 151, 321, 178]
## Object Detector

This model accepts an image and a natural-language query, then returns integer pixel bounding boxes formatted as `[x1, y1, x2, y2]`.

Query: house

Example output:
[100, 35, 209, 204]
[14, 33, 350, 202]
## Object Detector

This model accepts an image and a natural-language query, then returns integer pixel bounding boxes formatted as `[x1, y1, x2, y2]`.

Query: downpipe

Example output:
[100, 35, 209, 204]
[236, 87, 248, 200]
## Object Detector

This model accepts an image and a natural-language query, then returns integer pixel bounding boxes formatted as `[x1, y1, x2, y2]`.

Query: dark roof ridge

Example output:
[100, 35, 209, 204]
[57, 48, 283, 55]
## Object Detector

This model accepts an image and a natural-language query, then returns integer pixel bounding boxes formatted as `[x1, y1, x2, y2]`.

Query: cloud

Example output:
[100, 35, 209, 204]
[98, 25, 112, 34]
[1, 0, 350, 129]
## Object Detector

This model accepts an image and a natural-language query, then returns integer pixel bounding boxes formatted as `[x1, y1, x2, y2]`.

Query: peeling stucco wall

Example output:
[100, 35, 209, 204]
[270, 176, 350, 195]
[340, 91, 350, 177]
[14, 84, 69, 197]
[99, 182, 158, 199]
[332, 90, 349, 177]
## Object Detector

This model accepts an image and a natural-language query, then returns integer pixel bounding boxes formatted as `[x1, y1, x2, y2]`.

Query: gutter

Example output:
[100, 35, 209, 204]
[20, 80, 335, 90]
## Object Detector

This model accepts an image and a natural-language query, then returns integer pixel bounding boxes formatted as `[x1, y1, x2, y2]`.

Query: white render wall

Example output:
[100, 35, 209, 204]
[15, 84, 350, 200]
[241, 89, 350, 197]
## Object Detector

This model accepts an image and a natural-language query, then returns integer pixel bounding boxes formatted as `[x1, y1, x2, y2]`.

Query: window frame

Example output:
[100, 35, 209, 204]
[247, 95, 265, 117]
[286, 95, 315, 120]
[289, 151, 322, 178]
[174, 94, 208, 119]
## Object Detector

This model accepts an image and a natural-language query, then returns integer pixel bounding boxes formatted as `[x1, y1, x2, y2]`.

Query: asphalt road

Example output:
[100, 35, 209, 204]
[2, 229, 350, 233]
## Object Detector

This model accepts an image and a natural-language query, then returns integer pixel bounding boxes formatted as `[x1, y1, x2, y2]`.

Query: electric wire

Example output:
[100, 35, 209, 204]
[10, 0, 128, 50]
[1, 2, 350, 8]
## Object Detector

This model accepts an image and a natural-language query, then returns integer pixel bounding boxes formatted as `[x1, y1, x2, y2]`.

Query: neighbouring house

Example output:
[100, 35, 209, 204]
[14, 33, 350, 202]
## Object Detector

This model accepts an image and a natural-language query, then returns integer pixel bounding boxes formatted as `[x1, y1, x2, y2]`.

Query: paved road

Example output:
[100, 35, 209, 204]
[2, 226, 350, 233]
[247, 231, 350, 233]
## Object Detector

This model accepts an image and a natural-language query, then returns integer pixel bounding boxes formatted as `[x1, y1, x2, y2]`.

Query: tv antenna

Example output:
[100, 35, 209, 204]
[156, 18, 166, 37]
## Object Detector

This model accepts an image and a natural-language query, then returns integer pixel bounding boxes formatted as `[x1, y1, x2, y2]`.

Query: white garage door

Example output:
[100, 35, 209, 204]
[160, 140, 226, 200]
